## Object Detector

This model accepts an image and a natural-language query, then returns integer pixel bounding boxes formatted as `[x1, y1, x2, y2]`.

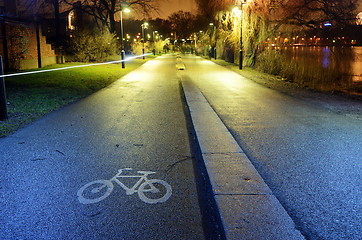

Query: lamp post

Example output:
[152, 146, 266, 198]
[142, 22, 148, 59]
[194, 33, 197, 50]
[239, 0, 247, 70]
[209, 23, 216, 59]
[153, 30, 158, 55]
[120, 6, 130, 68]
[0, 55, 8, 121]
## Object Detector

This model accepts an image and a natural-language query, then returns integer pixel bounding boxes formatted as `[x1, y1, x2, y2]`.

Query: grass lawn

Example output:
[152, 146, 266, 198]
[0, 56, 155, 138]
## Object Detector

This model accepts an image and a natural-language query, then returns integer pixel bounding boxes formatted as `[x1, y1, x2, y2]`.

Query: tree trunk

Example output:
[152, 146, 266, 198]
[109, 0, 116, 34]
[109, 16, 116, 33]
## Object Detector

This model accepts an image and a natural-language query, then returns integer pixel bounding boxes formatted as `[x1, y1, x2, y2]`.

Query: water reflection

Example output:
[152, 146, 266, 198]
[322, 47, 331, 69]
[351, 47, 362, 82]
[283, 46, 362, 94]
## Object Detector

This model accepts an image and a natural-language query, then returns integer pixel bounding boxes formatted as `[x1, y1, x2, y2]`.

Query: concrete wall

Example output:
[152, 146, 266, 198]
[19, 56, 57, 70]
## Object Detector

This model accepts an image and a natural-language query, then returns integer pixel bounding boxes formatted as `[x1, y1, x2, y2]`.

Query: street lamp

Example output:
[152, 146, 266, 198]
[120, 6, 130, 68]
[209, 23, 216, 59]
[194, 33, 197, 50]
[0, 56, 8, 121]
[142, 22, 148, 59]
[153, 30, 158, 55]
[238, 0, 247, 70]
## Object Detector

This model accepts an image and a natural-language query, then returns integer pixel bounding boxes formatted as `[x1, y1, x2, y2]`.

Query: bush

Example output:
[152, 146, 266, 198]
[154, 39, 169, 54]
[131, 42, 150, 55]
[67, 28, 117, 62]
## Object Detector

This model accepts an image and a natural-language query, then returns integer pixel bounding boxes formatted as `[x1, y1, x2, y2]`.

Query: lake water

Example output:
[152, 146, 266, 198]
[283, 46, 362, 94]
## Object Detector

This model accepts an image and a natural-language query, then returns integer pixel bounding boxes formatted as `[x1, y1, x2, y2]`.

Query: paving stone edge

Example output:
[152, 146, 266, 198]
[181, 79, 305, 240]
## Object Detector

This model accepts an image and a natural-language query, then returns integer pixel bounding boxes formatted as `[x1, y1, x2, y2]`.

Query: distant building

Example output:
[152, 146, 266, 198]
[0, 0, 59, 71]
[0, 0, 95, 71]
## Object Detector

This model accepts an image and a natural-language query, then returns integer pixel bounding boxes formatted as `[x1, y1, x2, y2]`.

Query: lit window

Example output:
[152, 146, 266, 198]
[68, 10, 76, 30]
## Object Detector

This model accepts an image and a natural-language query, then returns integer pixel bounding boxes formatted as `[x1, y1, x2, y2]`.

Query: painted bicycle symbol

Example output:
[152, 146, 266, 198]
[77, 168, 172, 204]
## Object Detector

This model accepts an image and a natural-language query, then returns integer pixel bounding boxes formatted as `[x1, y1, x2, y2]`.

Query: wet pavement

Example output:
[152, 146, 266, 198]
[1, 54, 361, 240]
[0, 55, 204, 239]
[181, 54, 362, 240]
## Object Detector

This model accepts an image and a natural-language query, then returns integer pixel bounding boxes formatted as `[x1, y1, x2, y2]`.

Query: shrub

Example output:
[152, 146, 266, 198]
[153, 39, 169, 54]
[67, 28, 117, 62]
[131, 41, 150, 56]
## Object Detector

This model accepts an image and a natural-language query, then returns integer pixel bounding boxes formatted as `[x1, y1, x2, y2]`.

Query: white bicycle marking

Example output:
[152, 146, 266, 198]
[77, 168, 172, 204]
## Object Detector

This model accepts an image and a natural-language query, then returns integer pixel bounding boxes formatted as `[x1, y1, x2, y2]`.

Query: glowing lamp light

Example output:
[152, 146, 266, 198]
[232, 6, 240, 13]
[357, 12, 362, 25]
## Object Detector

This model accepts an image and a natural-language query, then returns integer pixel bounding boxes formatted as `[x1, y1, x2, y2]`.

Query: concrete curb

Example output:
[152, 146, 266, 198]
[176, 57, 186, 70]
[181, 79, 305, 240]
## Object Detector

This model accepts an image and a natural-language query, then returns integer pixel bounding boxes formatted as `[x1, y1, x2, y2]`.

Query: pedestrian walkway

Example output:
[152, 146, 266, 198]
[181, 79, 304, 240]
[1, 54, 306, 239]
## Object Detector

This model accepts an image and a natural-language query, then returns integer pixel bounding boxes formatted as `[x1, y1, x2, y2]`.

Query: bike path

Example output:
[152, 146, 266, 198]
[181, 79, 304, 240]
[0, 55, 204, 239]
[178, 55, 305, 239]
[180, 54, 362, 239]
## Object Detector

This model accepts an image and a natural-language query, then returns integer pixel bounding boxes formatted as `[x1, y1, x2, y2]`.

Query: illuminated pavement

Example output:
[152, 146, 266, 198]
[1, 54, 361, 239]
[0, 55, 204, 239]
[181, 55, 362, 240]
[182, 79, 304, 239]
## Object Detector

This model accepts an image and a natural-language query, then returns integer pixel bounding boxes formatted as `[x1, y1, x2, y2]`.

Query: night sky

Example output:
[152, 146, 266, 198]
[157, 0, 197, 19]
[154, 0, 362, 20]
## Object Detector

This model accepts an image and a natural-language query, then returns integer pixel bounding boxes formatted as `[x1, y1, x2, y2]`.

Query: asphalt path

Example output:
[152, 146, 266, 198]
[181, 55, 362, 240]
[0, 55, 204, 239]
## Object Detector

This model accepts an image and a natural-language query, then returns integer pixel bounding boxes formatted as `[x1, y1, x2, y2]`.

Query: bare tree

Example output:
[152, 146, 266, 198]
[168, 11, 197, 39]
[247, 0, 358, 64]
[199, 0, 359, 66]
[196, 0, 234, 22]
[63, 0, 162, 34]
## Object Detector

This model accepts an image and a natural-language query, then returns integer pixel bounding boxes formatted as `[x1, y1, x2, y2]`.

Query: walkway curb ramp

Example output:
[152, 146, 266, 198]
[181, 79, 305, 240]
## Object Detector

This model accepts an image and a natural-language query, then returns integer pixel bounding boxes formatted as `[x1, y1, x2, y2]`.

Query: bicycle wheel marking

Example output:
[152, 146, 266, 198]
[138, 179, 172, 204]
[77, 180, 114, 204]
[77, 168, 172, 204]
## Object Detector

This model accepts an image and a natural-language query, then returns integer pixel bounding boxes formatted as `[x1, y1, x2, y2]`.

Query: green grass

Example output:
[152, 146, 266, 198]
[0, 56, 153, 138]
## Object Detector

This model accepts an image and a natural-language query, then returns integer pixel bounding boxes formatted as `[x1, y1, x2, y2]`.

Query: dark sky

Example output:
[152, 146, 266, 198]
[156, 0, 197, 19]
[137, 0, 361, 21]
[154, 0, 362, 19]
